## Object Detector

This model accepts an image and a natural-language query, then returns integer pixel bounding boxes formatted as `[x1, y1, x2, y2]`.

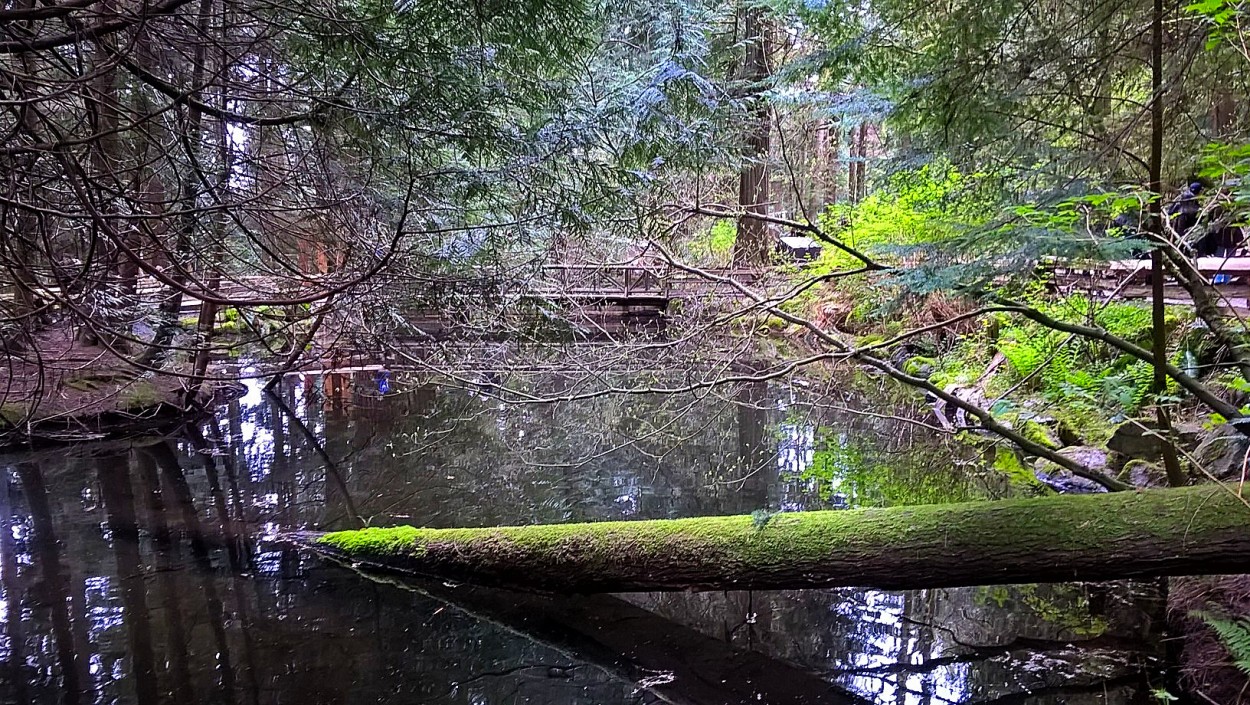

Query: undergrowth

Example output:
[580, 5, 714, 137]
[1195, 610, 1250, 677]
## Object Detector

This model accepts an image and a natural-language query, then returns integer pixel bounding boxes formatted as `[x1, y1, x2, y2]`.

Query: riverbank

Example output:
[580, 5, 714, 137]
[0, 327, 214, 446]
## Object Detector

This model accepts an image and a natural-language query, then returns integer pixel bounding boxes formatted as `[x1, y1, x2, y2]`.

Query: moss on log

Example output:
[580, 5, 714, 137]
[292, 485, 1250, 593]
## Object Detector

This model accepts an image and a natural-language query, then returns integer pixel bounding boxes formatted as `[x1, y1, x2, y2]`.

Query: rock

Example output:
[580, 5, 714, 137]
[1191, 428, 1250, 482]
[935, 384, 989, 429]
[902, 355, 937, 379]
[1021, 418, 1061, 450]
[1056, 420, 1083, 447]
[1033, 446, 1111, 494]
[1118, 459, 1169, 489]
[1107, 418, 1203, 462]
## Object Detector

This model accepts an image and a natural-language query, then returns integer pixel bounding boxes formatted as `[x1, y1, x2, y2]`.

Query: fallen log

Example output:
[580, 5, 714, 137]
[289, 485, 1250, 593]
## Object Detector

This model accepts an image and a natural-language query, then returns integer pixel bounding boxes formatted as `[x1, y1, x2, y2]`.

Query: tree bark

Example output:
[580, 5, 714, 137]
[847, 125, 859, 204]
[291, 485, 1250, 594]
[854, 122, 869, 201]
[829, 123, 840, 205]
[732, 5, 772, 267]
[1163, 248, 1250, 382]
[1147, 0, 1186, 488]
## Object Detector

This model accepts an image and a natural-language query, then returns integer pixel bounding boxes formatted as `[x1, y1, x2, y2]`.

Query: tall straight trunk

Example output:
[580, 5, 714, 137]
[829, 124, 840, 205]
[150, 0, 217, 334]
[812, 120, 829, 214]
[732, 6, 771, 267]
[854, 123, 869, 201]
[292, 485, 1250, 594]
[188, 59, 234, 399]
[1212, 91, 1236, 136]
[1148, 0, 1186, 488]
[846, 125, 858, 204]
[79, 0, 123, 347]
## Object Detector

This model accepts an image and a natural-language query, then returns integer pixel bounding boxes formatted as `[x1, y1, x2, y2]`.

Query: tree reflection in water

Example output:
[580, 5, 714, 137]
[0, 371, 1164, 704]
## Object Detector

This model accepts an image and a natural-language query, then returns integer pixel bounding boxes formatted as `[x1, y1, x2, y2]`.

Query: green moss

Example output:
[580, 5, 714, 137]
[762, 315, 792, 331]
[1119, 459, 1166, 485]
[903, 355, 937, 377]
[1020, 419, 1060, 450]
[313, 486, 1250, 590]
[0, 402, 30, 424]
[63, 377, 103, 392]
[63, 371, 132, 391]
[992, 446, 1042, 487]
[321, 525, 425, 555]
[120, 381, 164, 410]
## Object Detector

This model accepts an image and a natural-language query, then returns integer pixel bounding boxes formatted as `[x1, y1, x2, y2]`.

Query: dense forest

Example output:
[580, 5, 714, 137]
[4, 0, 1250, 702]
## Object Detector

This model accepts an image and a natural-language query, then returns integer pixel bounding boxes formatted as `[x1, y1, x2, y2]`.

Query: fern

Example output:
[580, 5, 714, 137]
[1195, 610, 1250, 676]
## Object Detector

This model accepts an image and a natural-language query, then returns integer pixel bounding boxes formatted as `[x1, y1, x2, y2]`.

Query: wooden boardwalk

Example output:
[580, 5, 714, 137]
[1049, 257, 1250, 312]
[525, 264, 757, 306]
[73, 257, 1250, 318]
[123, 264, 761, 316]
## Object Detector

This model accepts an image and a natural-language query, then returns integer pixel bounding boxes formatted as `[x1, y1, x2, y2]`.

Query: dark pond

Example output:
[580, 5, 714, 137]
[0, 368, 1170, 704]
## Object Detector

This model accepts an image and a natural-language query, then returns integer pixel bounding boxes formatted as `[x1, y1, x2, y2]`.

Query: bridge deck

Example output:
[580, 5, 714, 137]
[22, 258, 1247, 319]
[1048, 257, 1250, 312]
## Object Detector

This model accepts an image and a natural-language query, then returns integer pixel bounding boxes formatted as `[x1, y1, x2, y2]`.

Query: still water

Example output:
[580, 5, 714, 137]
[0, 370, 1168, 704]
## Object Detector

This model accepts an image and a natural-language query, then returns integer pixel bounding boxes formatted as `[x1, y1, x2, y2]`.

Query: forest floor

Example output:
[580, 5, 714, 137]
[0, 326, 199, 445]
[1172, 575, 1250, 704]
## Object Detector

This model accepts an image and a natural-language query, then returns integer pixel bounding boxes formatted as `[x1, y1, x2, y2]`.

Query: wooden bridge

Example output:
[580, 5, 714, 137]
[107, 257, 1250, 321]
[1048, 257, 1250, 311]
[125, 263, 763, 317]
[524, 264, 758, 306]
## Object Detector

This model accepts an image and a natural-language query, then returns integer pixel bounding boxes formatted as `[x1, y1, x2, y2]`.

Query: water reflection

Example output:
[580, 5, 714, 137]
[0, 371, 1164, 704]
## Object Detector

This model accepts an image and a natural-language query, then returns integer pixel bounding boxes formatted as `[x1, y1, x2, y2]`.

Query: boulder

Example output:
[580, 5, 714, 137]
[1033, 446, 1111, 494]
[1191, 427, 1250, 482]
[1117, 459, 1169, 489]
[1107, 418, 1202, 462]
[902, 355, 937, 379]
[1021, 418, 1062, 450]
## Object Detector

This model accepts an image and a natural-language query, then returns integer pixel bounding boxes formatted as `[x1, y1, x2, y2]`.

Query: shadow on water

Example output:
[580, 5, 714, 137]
[0, 370, 1168, 704]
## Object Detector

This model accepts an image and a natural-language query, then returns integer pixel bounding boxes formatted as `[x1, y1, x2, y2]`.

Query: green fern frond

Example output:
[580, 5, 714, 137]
[1195, 610, 1250, 676]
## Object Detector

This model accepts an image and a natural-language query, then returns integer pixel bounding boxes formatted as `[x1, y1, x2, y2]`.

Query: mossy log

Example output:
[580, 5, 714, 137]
[290, 485, 1250, 593]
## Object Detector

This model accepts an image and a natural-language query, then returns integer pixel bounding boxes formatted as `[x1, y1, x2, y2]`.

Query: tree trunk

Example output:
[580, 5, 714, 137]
[1163, 249, 1250, 382]
[732, 5, 772, 267]
[854, 122, 869, 201]
[139, 0, 218, 367]
[847, 125, 858, 204]
[1147, 0, 1186, 488]
[79, 0, 124, 348]
[291, 485, 1250, 594]
[829, 123, 840, 205]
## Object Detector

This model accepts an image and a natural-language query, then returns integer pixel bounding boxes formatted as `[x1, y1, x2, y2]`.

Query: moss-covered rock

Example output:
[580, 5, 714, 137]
[1192, 427, 1250, 481]
[1021, 418, 1062, 450]
[1118, 459, 1169, 489]
[120, 380, 165, 411]
[902, 355, 938, 379]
